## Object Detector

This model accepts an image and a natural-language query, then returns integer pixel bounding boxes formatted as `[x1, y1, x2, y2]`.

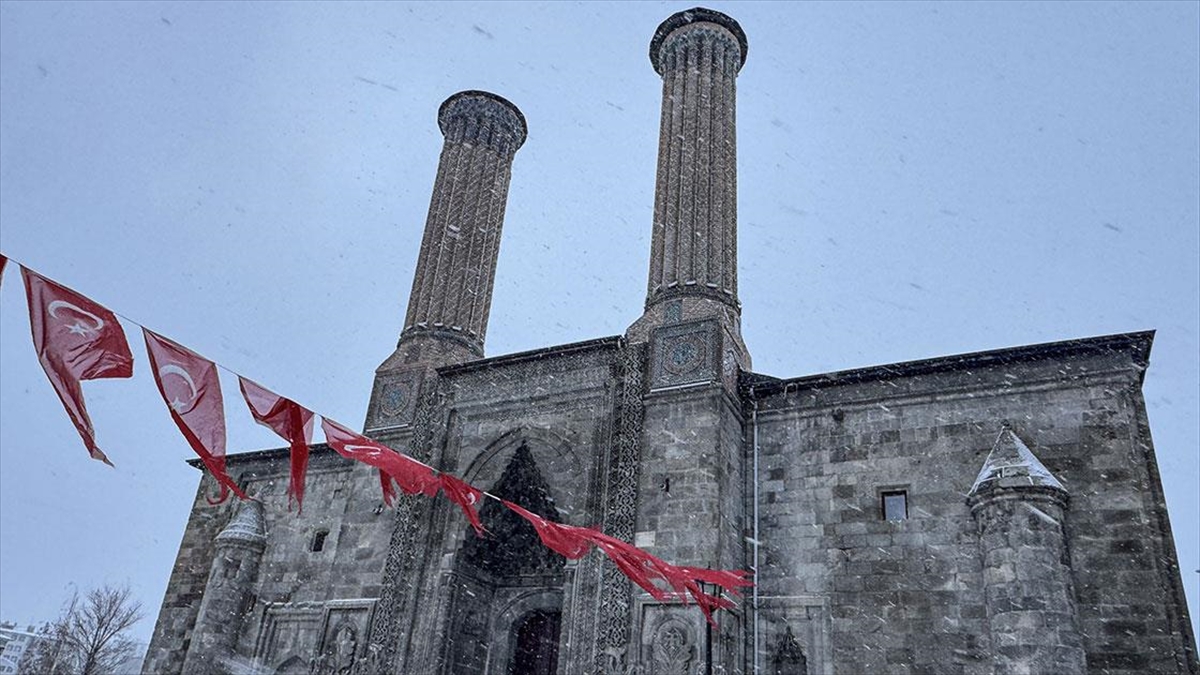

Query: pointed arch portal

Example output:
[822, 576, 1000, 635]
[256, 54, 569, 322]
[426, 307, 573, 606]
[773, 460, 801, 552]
[442, 443, 568, 674]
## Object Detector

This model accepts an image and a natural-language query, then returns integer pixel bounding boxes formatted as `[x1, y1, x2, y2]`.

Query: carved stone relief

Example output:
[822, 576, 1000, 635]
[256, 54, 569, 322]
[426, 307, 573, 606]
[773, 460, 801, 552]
[650, 320, 718, 389]
[255, 604, 322, 672]
[754, 598, 830, 675]
[364, 369, 423, 431]
[770, 625, 808, 675]
[593, 344, 648, 673]
[652, 622, 695, 675]
[310, 601, 374, 675]
[637, 603, 706, 675]
[362, 389, 441, 671]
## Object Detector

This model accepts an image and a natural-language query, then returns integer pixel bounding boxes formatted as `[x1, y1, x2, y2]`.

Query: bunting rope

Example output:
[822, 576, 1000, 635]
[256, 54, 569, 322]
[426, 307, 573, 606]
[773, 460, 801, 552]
[0, 251, 752, 622]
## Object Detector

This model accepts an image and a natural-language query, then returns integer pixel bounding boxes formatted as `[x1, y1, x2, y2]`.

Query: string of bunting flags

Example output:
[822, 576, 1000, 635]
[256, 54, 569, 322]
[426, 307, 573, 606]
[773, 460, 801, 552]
[0, 253, 752, 623]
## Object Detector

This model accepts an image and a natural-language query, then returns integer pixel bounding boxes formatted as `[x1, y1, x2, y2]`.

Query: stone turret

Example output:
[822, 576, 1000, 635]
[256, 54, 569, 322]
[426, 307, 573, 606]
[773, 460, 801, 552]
[365, 91, 527, 432]
[181, 500, 267, 675]
[968, 425, 1086, 675]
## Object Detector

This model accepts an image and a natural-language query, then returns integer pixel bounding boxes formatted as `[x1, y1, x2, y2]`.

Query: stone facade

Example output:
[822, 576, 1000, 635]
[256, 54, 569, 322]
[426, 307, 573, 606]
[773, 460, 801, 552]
[144, 7, 1197, 675]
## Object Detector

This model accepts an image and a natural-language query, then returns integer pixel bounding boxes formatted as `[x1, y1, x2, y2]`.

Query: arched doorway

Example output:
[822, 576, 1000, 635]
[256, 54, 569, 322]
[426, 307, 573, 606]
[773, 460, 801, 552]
[509, 609, 561, 675]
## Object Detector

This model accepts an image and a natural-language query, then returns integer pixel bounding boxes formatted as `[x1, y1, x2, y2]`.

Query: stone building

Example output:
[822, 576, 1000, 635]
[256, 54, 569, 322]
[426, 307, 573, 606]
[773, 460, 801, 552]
[144, 8, 1197, 675]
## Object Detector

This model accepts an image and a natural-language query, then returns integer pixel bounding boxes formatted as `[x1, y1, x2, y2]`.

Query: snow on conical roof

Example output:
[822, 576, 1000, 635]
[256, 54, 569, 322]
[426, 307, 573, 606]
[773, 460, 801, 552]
[969, 424, 1066, 496]
[215, 499, 266, 546]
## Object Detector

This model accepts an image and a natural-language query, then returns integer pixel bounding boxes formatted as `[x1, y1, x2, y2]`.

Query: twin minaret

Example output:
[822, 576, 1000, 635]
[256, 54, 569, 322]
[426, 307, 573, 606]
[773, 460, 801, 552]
[399, 90, 527, 363]
[646, 7, 747, 312]
[380, 7, 746, 379]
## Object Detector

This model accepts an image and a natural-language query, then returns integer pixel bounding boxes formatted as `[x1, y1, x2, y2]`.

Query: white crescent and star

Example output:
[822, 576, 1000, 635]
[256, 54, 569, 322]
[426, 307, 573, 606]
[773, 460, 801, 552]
[47, 300, 105, 337]
[159, 364, 199, 412]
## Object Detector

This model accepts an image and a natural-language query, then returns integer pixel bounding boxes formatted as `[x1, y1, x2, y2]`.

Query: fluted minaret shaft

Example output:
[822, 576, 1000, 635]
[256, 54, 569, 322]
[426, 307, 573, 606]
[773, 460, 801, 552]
[402, 91, 526, 357]
[646, 8, 747, 310]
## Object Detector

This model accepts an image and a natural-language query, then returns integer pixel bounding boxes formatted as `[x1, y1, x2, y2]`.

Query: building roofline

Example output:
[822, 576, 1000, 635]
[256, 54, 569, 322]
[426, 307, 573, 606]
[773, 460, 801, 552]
[744, 330, 1154, 399]
[436, 335, 622, 376]
[198, 331, 1154, 468]
[188, 443, 336, 470]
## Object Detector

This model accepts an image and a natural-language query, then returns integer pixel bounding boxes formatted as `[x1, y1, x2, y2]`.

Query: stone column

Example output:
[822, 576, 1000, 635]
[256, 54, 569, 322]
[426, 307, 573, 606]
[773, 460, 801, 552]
[968, 426, 1086, 675]
[181, 500, 267, 675]
[646, 7, 747, 312]
[401, 90, 527, 363]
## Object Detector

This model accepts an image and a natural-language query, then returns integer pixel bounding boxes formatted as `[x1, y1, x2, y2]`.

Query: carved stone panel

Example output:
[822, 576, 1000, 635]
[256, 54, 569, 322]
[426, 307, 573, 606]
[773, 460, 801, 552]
[637, 602, 704, 675]
[754, 597, 830, 675]
[364, 369, 423, 431]
[650, 320, 718, 390]
[254, 604, 323, 672]
[313, 600, 375, 675]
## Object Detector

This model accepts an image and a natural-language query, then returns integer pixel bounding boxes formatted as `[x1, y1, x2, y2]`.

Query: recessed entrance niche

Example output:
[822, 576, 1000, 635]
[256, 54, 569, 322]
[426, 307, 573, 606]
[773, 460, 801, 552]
[441, 443, 566, 675]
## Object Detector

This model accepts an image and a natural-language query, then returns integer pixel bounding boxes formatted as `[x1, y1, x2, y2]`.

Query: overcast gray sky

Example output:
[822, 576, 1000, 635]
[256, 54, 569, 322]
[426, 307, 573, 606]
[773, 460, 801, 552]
[1, 1, 1196, 643]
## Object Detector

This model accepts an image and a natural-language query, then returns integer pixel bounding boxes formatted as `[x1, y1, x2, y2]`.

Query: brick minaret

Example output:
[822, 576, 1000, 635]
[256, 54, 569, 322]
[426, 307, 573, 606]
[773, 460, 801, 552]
[365, 91, 526, 433]
[642, 7, 747, 320]
[401, 90, 527, 363]
[630, 6, 750, 367]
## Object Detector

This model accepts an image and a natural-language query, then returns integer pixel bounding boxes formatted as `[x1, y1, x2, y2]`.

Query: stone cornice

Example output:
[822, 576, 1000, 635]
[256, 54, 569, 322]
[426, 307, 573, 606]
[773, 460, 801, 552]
[438, 90, 527, 154]
[743, 330, 1154, 400]
[650, 7, 748, 75]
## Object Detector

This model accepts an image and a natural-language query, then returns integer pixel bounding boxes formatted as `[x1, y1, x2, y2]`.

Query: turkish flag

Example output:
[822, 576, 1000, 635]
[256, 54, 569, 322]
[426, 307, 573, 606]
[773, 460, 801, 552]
[144, 329, 246, 503]
[502, 501, 593, 559]
[238, 377, 314, 511]
[586, 529, 743, 624]
[379, 470, 400, 507]
[0, 254, 8, 286]
[321, 419, 440, 499]
[669, 565, 753, 597]
[22, 267, 134, 465]
[585, 530, 674, 602]
[440, 473, 485, 536]
[660, 564, 746, 625]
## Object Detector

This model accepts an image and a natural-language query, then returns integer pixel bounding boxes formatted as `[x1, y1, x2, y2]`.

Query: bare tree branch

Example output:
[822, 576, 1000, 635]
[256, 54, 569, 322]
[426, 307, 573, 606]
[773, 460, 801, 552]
[18, 583, 144, 675]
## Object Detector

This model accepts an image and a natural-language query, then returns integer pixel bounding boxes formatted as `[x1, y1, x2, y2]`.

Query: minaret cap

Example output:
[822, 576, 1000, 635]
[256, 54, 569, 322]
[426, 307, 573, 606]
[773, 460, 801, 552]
[650, 7, 749, 75]
[438, 90, 528, 151]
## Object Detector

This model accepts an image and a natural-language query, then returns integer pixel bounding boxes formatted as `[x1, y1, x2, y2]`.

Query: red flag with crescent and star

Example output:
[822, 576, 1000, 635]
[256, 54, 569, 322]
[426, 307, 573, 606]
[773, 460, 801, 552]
[144, 328, 247, 503]
[321, 419, 440, 500]
[440, 473, 486, 535]
[22, 267, 134, 465]
[238, 377, 314, 512]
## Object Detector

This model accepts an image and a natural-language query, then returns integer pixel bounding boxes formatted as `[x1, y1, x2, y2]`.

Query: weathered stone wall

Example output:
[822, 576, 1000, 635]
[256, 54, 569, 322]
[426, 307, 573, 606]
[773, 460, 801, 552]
[234, 449, 395, 672]
[747, 333, 1196, 675]
[144, 446, 398, 674]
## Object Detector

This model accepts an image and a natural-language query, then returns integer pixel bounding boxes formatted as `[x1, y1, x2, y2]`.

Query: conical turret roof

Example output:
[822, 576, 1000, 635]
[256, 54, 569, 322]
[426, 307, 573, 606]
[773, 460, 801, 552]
[969, 424, 1066, 496]
[215, 499, 266, 547]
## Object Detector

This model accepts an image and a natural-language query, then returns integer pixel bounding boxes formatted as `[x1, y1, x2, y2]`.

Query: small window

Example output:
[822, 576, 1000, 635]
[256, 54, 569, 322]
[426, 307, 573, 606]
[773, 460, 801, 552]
[881, 490, 908, 521]
[311, 529, 329, 552]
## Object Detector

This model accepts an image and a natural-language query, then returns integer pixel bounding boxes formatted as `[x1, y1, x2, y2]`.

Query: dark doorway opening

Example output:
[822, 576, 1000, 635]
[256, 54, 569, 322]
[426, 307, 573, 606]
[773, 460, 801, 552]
[509, 609, 561, 675]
